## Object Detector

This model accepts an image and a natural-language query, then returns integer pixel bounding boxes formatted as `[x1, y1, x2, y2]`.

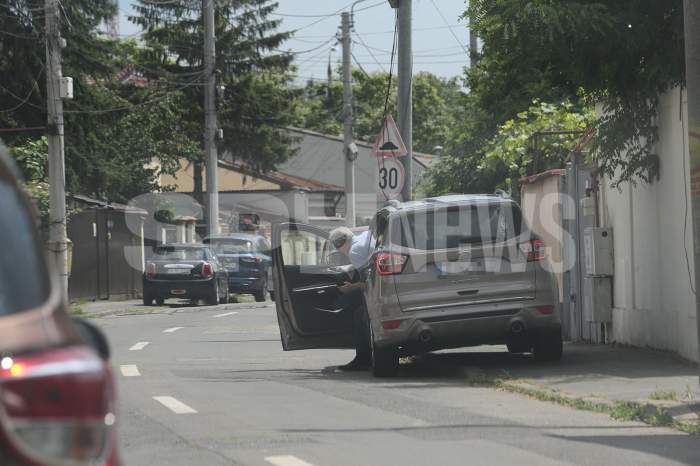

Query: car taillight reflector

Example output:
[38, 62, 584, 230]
[519, 239, 546, 262]
[0, 347, 116, 466]
[536, 305, 555, 315]
[381, 320, 402, 330]
[201, 262, 214, 278]
[146, 262, 157, 278]
[375, 252, 408, 276]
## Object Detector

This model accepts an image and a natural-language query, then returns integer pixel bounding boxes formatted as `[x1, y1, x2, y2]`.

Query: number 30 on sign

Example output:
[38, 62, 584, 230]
[377, 157, 405, 201]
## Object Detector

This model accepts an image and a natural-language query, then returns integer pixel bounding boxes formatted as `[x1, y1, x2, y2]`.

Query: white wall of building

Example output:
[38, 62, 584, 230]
[601, 88, 698, 362]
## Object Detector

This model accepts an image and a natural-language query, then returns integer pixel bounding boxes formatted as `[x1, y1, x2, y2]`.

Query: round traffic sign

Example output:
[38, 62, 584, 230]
[376, 157, 405, 201]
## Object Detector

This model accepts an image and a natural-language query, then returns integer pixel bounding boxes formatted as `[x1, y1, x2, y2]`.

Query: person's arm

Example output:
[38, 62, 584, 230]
[338, 281, 366, 294]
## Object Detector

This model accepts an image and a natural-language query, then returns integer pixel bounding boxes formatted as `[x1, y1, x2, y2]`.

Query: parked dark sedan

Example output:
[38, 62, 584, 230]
[0, 143, 119, 465]
[143, 244, 229, 305]
[204, 234, 271, 302]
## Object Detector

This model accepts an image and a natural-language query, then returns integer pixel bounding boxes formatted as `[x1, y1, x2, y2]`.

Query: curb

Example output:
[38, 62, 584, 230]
[496, 379, 700, 435]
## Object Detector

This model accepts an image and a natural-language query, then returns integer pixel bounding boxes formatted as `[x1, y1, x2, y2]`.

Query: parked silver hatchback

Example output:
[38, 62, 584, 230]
[271, 194, 562, 377]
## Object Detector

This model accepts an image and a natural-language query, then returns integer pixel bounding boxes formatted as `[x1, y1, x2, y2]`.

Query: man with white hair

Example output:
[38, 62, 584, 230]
[327, 226, 374, 371]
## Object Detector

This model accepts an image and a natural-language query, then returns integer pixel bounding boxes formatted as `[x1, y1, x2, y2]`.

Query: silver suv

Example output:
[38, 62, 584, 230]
[271, 195, 562, 377]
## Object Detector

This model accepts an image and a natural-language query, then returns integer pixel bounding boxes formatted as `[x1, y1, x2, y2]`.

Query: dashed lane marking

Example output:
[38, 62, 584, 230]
[163, 327, 184, 333]
[265, 456, 316, 466]
[213, 311, 239, 318]
[129, 342, 149, 351]
[153, 396, 197, 414]
[120, 365, 141, 377]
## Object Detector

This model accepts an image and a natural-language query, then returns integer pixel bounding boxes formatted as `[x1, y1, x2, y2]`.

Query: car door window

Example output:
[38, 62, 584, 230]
[280, 229, 328, 267]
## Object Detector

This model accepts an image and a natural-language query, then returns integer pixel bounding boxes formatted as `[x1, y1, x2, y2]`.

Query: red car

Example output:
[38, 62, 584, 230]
[0, 144, 118, 465]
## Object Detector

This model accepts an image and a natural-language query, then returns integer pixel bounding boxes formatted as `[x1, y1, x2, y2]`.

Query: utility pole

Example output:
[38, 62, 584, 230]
[45, 0, 69, 296]
[203, 0, 220, 236]
[682, 0, 700, 383]
[341, 12, 356, 227]
[394, 0, 413, 202]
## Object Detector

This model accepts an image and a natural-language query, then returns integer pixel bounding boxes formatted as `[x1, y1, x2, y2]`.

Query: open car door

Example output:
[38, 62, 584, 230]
[271, 223, 355, 350]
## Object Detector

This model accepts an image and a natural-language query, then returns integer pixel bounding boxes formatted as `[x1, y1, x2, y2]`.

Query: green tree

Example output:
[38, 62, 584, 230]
[297, 70, 464, 154]
[130, 0, 298, 176]
[463, 0, 683, 186]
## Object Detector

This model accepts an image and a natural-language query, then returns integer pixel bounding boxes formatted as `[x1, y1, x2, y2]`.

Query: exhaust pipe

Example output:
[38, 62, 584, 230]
[418, 329, 433, 344]
[510, 320, 525, 334]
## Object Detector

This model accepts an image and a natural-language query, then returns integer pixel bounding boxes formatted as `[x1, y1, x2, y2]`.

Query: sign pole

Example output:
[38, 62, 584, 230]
[396, 0, 413, 202]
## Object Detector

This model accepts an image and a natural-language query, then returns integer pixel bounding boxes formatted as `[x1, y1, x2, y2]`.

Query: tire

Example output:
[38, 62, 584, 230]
[207, 282, 219, 306]
[370, 325, 399, 377]
[533, 329, 563, 362]
[155, 298, 165, 306]
[268, 290, 275, 302]
[142, 291, 154, 306]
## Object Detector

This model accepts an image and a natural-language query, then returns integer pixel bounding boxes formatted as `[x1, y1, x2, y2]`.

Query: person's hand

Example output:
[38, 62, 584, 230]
[338, 281, 355, 294]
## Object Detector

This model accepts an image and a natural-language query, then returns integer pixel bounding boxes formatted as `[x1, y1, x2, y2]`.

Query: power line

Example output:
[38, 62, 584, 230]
[428, 0, 469, 55]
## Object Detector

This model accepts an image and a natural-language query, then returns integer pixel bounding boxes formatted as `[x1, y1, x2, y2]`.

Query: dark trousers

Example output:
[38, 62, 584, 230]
[336, 289, 370, 356]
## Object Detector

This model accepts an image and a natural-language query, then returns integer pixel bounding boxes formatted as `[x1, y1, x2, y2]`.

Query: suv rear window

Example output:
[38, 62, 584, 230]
[153, 246, 207, 261]
[208, 239, 253, 255]
[0, 179, 50, 315]
[390, 203, 524, 250]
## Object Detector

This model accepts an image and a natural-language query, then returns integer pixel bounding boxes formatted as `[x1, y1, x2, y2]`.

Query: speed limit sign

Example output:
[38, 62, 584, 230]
[376, 157, 405, 201]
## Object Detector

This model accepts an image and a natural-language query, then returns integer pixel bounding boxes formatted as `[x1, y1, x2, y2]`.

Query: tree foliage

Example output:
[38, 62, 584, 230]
[296, 70, 463, 154]
[463, 0, 684, 187]
[130, 0, 298, 174]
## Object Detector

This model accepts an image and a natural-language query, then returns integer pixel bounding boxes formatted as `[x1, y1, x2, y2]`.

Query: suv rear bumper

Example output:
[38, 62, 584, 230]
[372, 303, 560, 353]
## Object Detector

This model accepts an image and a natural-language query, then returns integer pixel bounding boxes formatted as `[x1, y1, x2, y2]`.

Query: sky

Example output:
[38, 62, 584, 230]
[117, 0, 471, 81]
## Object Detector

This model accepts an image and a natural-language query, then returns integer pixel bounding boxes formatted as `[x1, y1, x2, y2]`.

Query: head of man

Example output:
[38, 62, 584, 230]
[329, 227, 354, 256]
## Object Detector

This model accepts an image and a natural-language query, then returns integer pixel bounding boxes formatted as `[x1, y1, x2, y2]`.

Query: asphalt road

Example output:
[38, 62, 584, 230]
[97, 301, 700, 466]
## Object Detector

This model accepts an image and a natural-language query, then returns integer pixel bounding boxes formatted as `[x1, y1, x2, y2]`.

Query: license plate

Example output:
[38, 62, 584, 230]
[170, 289, 186, 295]
[438, 261, 481, 275]
[167, 269, 189, 275]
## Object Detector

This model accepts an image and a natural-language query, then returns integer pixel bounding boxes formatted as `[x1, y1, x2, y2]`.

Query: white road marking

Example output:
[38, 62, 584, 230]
[129, 342, 149, 351]
[152, 396, 197, 414]
[265, 455, 313, 466]
[265, 456, 315, 466]
[213, 311, 238, 318]
[120, 365, 141, 377]
[163, 327, 184, 333]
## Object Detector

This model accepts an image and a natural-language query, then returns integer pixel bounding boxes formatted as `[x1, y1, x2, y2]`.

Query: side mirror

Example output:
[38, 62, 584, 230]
[72, 317, 111, 361]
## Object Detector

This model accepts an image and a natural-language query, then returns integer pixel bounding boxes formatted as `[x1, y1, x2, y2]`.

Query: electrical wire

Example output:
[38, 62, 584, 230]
[428, 0, 469, 55]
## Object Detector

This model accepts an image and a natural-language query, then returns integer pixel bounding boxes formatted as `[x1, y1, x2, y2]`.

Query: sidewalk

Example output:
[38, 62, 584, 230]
[440, 343, 700, 433]
[71, 295, 266, 318]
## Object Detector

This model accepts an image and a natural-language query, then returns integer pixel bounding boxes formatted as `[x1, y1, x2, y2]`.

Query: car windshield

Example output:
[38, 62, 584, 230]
[209, 239, 254, 254]
[153, 247, 206, 261]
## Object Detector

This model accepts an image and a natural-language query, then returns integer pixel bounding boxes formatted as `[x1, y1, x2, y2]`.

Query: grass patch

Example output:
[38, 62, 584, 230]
[487, 379, 698, 435]
[649, 390, 679, 401]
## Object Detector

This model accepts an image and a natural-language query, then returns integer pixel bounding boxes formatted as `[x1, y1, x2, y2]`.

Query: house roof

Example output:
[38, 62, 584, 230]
[218, 159, 343, 192]
[285, 127, 437, 164]
[70, 194, 148, 215]
[519, 169, 566, 185]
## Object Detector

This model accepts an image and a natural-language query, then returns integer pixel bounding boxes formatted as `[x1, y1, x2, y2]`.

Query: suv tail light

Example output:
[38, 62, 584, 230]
[375, 252, 408, 276]
[0, 347, 117, 466]
[146, 261, 156, 278]
[519, 239, 546, 262]
[201, 262, 214, 278]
